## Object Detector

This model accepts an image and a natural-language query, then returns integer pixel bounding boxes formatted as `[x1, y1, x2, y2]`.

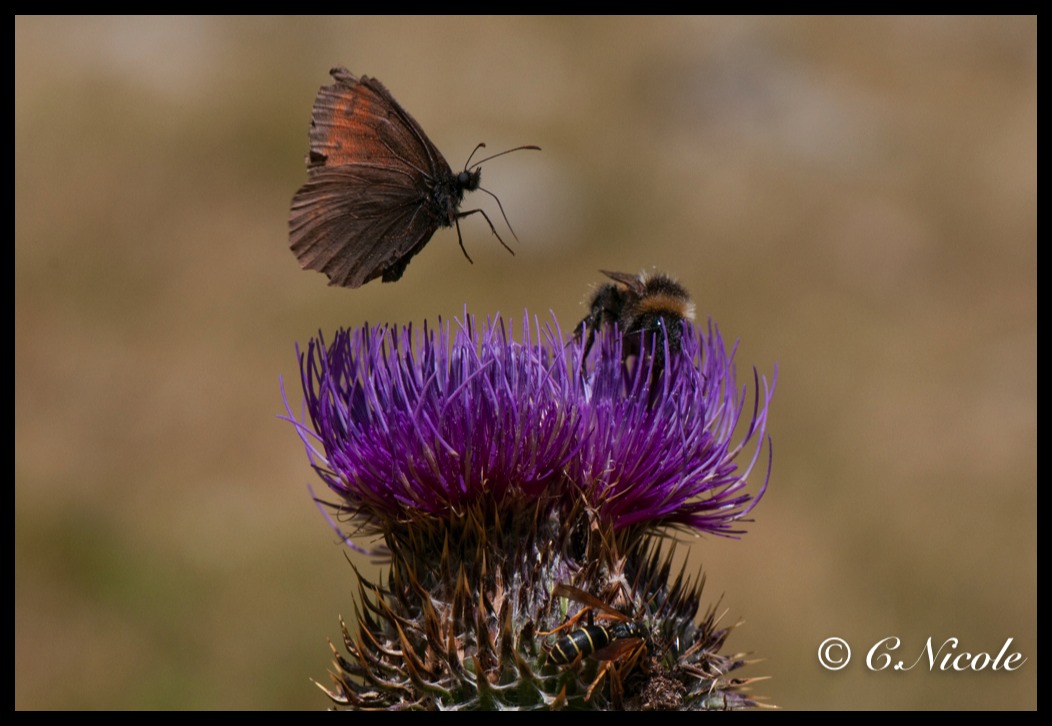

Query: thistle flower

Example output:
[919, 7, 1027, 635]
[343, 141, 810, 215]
[287, 312, 775, 710]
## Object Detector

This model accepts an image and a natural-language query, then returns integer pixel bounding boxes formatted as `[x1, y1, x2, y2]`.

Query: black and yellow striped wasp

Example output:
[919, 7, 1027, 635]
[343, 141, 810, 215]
[542, 583, 651, 701]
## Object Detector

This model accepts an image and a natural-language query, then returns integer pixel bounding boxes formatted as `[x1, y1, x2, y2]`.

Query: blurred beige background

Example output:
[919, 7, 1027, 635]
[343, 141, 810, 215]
[15, 16, 1035, 709]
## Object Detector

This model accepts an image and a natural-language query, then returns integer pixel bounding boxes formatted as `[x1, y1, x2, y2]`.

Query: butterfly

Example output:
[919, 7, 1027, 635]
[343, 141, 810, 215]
[289, 67, 540, 288]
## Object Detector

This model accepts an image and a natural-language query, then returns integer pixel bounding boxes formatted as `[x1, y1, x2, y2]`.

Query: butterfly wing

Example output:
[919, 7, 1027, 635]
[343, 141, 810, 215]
[290, 67, 453, 288]
[304, 68, 448, 177]
[290, 166, 441, 288]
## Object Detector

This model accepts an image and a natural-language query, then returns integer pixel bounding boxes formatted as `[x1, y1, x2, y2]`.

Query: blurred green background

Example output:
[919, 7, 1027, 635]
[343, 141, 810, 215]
[15, 16, 1035, 710]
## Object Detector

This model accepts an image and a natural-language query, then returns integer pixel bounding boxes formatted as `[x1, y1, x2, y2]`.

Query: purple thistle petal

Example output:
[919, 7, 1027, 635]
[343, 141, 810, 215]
[286, 312, 774, 543]
[573, 321, 776, 535]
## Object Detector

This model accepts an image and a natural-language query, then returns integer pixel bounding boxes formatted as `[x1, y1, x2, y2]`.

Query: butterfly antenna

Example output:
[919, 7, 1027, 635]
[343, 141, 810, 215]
[457, 144, 539, 253]
[463, 142, 487, 170]
[466, 144, 542, 170]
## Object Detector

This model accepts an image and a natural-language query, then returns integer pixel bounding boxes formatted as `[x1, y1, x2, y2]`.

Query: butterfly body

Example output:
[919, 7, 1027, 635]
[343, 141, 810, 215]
[290, 67, 537, 288]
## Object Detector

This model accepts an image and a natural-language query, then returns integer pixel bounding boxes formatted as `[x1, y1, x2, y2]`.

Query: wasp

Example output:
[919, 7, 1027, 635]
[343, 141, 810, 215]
[543, 584, 651, 702]
[547, 584, 649, 665]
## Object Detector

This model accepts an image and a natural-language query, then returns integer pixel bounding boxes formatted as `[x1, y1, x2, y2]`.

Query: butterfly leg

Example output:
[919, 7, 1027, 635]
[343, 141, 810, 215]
[449, 215, 475, 264]
[456, 208, 515, 256]
[477, 184, 523, 243]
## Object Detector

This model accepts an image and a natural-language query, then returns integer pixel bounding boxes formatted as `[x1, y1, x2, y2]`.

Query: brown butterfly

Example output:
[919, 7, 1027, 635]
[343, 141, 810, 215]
[289, 67, 539, 288]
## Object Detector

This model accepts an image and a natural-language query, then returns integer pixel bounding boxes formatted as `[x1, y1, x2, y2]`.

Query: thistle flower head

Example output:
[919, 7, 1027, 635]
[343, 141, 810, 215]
[289, 313, 773, 545]
[286, 311, 775, 710]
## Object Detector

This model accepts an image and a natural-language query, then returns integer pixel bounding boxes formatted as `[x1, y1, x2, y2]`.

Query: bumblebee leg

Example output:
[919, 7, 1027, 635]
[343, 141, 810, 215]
[576, 283, 622, 364]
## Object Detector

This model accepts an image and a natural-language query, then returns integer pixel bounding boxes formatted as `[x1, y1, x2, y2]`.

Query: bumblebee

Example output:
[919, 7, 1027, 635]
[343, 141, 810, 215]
[575, 270, 696, 370]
